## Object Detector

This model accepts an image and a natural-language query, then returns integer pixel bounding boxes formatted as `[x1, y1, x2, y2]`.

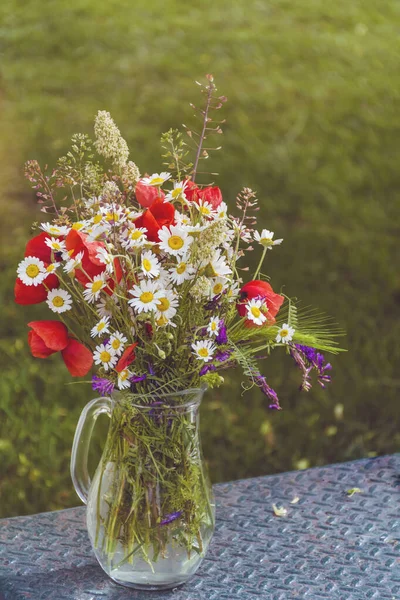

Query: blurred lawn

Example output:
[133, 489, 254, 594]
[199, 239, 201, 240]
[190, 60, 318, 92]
[1, 0, 400, 517]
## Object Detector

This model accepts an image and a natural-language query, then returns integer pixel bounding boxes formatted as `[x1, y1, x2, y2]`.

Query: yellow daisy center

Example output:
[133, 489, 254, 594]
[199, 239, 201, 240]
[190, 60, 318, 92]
[172, 188, 182, 198]
[52, 296, 64, 307]
[157, 297, 170, 312]
[156, 315, 169, 327]
[72, 222, 85, 230]
[211, 322, 217, 331]
[47, 264, 56, 272]
[142, 259, 152, 272]
[261, 237, 273, 245]
[52, 242, 61, 250]
[130, 230, 143, 240]
[200, 206, 211, 215]
[168, 235, 184, 250]
[93, 214, 103, 224]
[91, 280, 104, 293]
[176, 263, 187, 274]
[100, 350, 111, 363]
[151, 177, 164, 185]
[219, 211, 226, 218]
[119, 369, 128, 380]
[280, 329, 288, 338]
[112, 339, 121, 350]
[251, 306, 261, 318]
[106, 211, 119, 222]
[97, 322, 106, 331]
[213, 283, 223, 295]
[140, 291, 154, 304]
[26, 264, 40, 278]
[198, 348, 209, 358]
[49, 227, 60, 234]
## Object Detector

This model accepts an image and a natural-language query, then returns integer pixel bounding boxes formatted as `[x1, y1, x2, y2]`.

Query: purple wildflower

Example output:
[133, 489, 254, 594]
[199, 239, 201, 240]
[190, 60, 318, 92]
[253, 372, 282, 410]
[148, 363, 155, 376]
[292, 345, 332, 389]
[159, 511, 182, 526]
[200, 364, 216, 376]
[215, 349, 232, 363]
[130, 373, 147, 384]
[92, 375, 115, 396]
[203, 293, 225, 311]
[215, 320, 228, 345]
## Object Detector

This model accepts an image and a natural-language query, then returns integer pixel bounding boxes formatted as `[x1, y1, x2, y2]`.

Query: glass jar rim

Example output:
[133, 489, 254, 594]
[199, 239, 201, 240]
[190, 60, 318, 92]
[113, 387, 206, 411]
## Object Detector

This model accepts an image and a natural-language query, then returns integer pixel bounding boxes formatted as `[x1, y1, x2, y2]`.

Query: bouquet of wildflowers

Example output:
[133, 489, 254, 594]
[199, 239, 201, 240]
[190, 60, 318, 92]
[15, 76, 343, 576]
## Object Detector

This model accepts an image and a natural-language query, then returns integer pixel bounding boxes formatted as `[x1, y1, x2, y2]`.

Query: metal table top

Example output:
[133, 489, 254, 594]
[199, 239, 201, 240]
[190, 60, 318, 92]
[1, 455, 399, 600]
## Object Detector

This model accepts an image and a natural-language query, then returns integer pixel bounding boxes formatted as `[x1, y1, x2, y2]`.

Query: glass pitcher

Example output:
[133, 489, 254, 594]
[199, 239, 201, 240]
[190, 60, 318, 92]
[70, 388, 215, 590]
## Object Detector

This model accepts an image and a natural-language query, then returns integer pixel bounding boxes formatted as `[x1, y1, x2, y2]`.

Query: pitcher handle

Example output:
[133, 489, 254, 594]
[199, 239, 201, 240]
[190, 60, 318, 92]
[70, 396, 112, 504]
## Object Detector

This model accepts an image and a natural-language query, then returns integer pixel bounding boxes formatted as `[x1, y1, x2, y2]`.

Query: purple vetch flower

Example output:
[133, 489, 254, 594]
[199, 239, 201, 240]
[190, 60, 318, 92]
[292, 345, 332, 389]
[148, 363, 155, 376]
[203, 293, 225, 311]
[215, 320, 228, 345]
[92, 375, 115, 396]
[129, 373, 147, 384]
[215, 349, 232, 363]
[159, 511, 183, 526]
[200, 364, 216, 376]
[253, 372, 282, 410]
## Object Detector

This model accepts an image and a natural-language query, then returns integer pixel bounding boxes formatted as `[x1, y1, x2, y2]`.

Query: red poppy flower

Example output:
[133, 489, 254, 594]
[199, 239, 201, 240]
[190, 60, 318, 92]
[237, 280, 284, 324]
[61, 338, 93, 377]
[134, 198, 175, 242]
[15, 273, 59, 305]
[184, 180, 223, 210]
[115, 343, 138, 372]
[27, 320, 93, 376]
[15, 233, 60, 305]
[135, 181, 165, 208]
[28, 321, 69, 357]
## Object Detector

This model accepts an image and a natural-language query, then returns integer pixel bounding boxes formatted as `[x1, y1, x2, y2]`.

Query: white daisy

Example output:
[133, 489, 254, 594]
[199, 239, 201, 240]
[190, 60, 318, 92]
[154, 267, 172, 289]
[45, 262, 60, 275]
[204, 249, 232, 279]
[44, 237, 66, 252]
[93, 344, 117, 371]
[155, 314, 177, 328]
[83, 274, 107, 303]
[128, 280, 164, 314]
[155, 289, 178, 320]
[96, 295, 117, 318]
[71, 220, 90, 232]
[210, 277, 227, 297]
[40, 223, 70, 236]
[17, 256, 47, 286]
[207, 317, 220, 337]
[118, 369, 132, 390]
[96, 248, 115, 275]
[226, 280, 241, 302]
[276, 324, 295, 344]
[90, 317, 111, 338]
[122, 226, 148, 249]
[195, 199, 217, 219]
[87, 224, 108, 241]
[109, 332, 128, 356]
[254, 229, 283, 249]
[100, 205, 126, 226]
[216, 202, 228, 220]
[246, 299, 267, 326]
[174, 211, 191, 227]
[165, 181, 188, 202]
[158, 225, 193, 256]
[63, 251, 84, 274]
[141, 172, 171, 186]
[46, 289, 73, 313]
[192, 340, 216, 363]
[141, 250, 161, 279]
[169, 261, 196, 285]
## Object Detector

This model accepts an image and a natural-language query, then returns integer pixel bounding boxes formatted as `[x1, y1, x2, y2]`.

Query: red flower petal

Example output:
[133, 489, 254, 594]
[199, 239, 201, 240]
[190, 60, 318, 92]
[184, 180, 200, 202]
[28, 321, 69, 351]
[14, 274, 59, 305]
[24, 232, 52, 263]
[198, 186, 223, 209]
[135, 181, 165, 208]
[237, 280, 284, 319]
[28, 330, 57, 358]
[150, 198, 175, 229]
[61, 338, 93, 377]
[115, 343, 138, 373]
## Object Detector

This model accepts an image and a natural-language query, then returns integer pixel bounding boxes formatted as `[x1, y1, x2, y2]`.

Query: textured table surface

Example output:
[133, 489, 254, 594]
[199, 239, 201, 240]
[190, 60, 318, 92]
[1, 455, 400, 600]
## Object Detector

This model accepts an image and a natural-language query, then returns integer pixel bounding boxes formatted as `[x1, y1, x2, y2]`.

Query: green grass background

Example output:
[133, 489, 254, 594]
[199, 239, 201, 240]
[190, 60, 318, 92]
[1, 0, 400, 517]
